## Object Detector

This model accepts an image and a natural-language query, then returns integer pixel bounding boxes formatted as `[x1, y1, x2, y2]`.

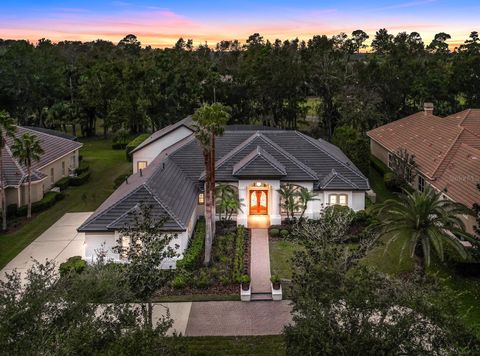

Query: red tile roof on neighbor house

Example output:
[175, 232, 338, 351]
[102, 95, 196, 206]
[367, 108, 480, 209]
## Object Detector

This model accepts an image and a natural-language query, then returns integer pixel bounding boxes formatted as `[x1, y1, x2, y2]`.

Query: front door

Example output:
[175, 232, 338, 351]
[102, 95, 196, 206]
[250, 190, 268, 215]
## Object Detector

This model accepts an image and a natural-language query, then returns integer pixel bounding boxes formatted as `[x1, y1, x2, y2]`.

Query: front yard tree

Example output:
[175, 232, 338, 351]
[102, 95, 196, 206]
[193, 102, 230, 265]
[278, 183, 300, 221]
[297, 186, 317, 220]
[215, 183, 242, 222]
[114, 204, 178, 328]
[0, 110, 16, 231]
[375, 188, 473, 277]
[11, 133, 44, 219]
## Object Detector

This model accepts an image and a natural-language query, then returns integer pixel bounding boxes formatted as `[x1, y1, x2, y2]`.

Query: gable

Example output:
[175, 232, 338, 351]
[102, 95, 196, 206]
[233, 146, 287, 178]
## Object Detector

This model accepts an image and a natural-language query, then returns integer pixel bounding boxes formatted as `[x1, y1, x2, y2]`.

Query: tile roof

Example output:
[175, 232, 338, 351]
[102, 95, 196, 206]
[130, 116, 194, 154]
[79, 126, 369, 232]
[367, 109, 480, 208]
[1, 126, 82, 188]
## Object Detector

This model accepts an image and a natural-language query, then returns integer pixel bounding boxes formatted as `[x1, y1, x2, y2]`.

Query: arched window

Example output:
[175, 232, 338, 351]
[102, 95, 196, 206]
[328, 194, 348, 207]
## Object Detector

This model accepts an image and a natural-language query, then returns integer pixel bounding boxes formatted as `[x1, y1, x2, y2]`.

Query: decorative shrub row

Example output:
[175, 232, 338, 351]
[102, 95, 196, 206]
[232, 225, 246, 283]
[125, 133, 150, 161]
[69, 171, 90, 186]
[176, 218, 205, 271]
[55, 177, 70, 191]
[75, 161, 90, 175]
[15, 191, 65, 217]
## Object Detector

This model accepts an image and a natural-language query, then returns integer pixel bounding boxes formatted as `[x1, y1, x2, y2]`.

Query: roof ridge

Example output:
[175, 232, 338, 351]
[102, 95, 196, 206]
[4, 144, 26, 178]
[19, 126, 78, 145]
[233, 145, 287, 176]
[296, 131, 367, 182]
[431, 126, 465, 178]
[320, 169, 359, 189]
[143, 183, 185, 229]
[458, 108, 472, 128]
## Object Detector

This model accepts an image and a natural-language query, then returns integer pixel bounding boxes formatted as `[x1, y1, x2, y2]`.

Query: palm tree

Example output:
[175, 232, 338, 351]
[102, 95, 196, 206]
[278, 184, 300, 221]
[193, 103, 230, 265]
[0, 111, 16, 231]
[375, 188, 474, 276]
[11, 133, 44, 219]
[215, 183, 243, 222]
[297, 186, 318, 220]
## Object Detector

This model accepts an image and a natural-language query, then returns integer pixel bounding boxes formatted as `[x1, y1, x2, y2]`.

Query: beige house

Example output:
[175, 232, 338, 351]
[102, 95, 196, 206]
[1, 126, 82, 208]
[367, 105, 480, 234]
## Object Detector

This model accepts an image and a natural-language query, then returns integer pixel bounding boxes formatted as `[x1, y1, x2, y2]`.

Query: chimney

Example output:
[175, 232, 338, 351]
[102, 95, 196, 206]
[423, 102, 434, 116]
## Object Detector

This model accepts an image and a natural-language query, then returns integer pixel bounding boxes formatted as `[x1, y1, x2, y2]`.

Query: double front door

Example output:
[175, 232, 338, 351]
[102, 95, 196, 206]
[250, 190, 268, 215]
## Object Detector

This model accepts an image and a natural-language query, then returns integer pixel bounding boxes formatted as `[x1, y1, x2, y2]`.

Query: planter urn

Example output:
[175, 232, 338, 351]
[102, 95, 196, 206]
[240, 283, 251, 302]
[271, 283, 282, 301]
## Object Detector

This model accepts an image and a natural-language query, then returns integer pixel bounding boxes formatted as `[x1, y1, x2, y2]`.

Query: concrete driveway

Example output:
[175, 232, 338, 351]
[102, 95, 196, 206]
[1, 212, 92, 278]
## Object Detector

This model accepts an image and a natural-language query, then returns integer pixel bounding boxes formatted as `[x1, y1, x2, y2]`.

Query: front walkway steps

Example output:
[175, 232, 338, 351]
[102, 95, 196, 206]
[251, 293, 273, 301]
[250, 228, 272, 297]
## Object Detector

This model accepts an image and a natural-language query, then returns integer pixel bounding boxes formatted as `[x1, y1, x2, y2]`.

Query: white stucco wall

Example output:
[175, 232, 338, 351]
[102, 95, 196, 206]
[132, 126, 192, 173]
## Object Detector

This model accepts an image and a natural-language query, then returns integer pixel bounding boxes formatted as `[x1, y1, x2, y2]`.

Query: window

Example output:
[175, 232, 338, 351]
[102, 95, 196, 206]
[198, 193, 205, 205]
[50, 167, 54, 183]
[62, 161, 66, 176]
[137, 161, 148, 171]
[418, 175, 425, 192]
[328, 194, 348, 207]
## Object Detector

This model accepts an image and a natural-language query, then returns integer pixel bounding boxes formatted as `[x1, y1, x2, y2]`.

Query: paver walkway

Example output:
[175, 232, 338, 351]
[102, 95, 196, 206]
[184, 301, 292, 336]
[1, 212, 92, 279]
[250, 228, 271, 293]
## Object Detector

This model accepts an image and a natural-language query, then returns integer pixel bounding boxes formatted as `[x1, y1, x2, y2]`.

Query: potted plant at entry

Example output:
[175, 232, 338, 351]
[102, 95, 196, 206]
[271, 274, 282, 301]
[240, 274, 251, 302]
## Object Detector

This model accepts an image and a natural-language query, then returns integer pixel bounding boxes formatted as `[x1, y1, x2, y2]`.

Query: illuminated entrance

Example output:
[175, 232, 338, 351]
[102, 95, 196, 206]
[249, 190, 268, 215]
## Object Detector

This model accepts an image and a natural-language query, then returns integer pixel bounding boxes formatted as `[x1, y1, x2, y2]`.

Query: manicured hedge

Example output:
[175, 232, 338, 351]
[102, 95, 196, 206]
[16, 191, 65, 217]
[233, 225, 246, 283]
[370, 155, 391, 175]
[55, 177, 70, 191]
[125, 133, 150, 161]
[176, 219, 205, 271]
[75, 161, 90, 175]
[69, 171, 90, 186]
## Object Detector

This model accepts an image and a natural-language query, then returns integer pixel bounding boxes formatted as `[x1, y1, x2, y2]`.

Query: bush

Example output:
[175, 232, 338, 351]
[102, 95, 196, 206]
[75, 161, 90, 175]
[270, 228, 280, 237]
[240, 274, 250, 285]
[6, 204, 17, 218]
[370, 155, 390, 175]
[112, 142, 127, 150]
[113, 173, 131, 189]
[232, 225, 246, 283]
[271, 274, 281, 284]
[384, 172, 403, 191]
[55, 177, 70, 191]
[171, 274, 189, 289]
[176, 219, 205, 271]
[17, 191, 65, 217]
[125, 133, 150, 162]
[195, 270, 212, 289]
[59, 256, 87, 276]
[280, 229, 290, 239]
[69, 171, 90, 186]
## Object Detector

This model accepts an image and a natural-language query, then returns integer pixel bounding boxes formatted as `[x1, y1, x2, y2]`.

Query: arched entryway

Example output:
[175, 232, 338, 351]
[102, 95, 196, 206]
[247, 182, 270, 228]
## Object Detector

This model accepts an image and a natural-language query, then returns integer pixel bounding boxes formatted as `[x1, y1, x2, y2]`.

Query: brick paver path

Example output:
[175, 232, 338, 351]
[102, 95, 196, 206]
[184, 301, 292, 336]
[250, 228, 271, 293]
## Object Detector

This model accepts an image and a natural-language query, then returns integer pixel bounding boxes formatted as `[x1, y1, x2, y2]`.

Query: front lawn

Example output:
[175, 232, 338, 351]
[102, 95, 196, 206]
[0, 138, 131, 269]
[269, 238, 303, 280]
[178, 336, 285, 355]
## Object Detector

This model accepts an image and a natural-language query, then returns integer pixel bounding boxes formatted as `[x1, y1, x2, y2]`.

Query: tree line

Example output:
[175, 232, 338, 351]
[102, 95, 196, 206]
[0, 30, 479, 139]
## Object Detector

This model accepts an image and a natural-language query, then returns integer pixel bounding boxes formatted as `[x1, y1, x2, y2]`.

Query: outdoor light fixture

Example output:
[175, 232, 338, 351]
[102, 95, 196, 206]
[255, 182, 262, 187]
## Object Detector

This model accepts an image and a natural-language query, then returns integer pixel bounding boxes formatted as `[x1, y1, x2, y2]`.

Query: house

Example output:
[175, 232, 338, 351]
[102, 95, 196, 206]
[367, 104, 480, 234]
[2, 126, 83, 208]
[78, 121, 370, 268]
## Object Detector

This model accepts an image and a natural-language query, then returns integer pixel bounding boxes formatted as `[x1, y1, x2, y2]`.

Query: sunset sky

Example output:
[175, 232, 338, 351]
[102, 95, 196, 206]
[1, 0, 479, 49]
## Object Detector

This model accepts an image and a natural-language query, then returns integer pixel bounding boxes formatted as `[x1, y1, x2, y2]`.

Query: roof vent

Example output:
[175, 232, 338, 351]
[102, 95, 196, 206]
[424, 102, 434, 116]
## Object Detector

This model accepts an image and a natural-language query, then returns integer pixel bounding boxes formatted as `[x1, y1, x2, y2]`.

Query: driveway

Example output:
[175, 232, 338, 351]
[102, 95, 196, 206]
[1, 212, 92, 279]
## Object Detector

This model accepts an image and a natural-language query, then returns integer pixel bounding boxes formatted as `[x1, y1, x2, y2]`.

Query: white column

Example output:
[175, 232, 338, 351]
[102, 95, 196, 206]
[270, 180, 281, 225]
[237, 181, 248, 226]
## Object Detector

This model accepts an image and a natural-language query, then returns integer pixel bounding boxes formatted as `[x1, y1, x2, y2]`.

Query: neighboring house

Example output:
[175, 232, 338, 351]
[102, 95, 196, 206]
[79, 120, 370, 267]
[367, 104, 480, 234]
[2, 126, 83, 208]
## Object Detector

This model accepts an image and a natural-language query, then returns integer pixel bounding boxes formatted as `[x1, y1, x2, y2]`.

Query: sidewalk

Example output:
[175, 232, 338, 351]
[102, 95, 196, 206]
[250, 228, 271, 293]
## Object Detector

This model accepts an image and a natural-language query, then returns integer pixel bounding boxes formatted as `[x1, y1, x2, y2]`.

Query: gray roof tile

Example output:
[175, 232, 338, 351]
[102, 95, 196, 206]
[233, 146, 287, 177]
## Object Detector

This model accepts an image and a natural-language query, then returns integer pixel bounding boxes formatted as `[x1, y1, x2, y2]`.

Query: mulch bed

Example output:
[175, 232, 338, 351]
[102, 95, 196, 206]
[153, 284, 238, 298]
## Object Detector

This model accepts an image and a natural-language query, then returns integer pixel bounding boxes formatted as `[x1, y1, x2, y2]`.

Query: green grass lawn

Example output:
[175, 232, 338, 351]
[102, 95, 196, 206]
[269, 239, 304, 280]
[0, 138, 131, 269]
[178, 336, 285, 355]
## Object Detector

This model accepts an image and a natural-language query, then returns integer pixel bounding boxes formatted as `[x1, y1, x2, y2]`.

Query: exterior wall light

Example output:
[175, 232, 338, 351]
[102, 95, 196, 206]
[255, 182, 262, 187]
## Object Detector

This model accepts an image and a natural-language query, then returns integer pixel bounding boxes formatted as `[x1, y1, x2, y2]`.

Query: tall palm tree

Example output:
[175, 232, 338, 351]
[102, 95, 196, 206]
[375, 188, 474, 276]
[0, 111, 16, 231]
[11, 133, 44, 219]
[193, 103, 230, 265]
[278, 184, 300, 221]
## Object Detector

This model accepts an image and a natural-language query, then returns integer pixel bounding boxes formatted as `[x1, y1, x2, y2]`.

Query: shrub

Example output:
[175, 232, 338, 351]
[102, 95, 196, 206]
[176, 219, 205, 271]
[280, 229, 290, 239]
[270, 228, 280, 237]
[113, 173, 131, 189]
[195, 270, 212, 289]
[75, 161, 90, 175]
[69, 171, 90, 186]
[17, 191, 65, 217]
[171, 274, 189, 289]
[384, 172, 403, 191]
[6, 204, 17, 218]
[240, 274, 250, 285]
[55, 177, 70, 191]
[125, 133, 150, 162]
[59, 256, 87, 276]
[232, 226, 246, 283]
[271, 274, 281, 284]
[370, 155, 390, 175]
